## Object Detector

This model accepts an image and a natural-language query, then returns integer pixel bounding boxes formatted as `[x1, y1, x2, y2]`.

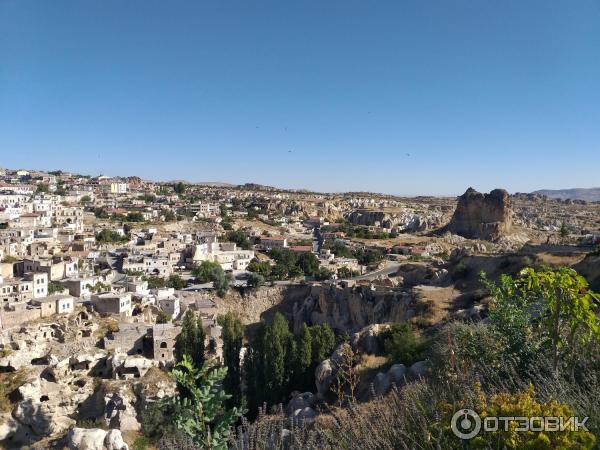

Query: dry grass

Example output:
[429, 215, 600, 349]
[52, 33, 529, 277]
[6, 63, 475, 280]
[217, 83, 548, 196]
[354, 354, 389, 400]
[0, 368, 27, 413]
[411, 286, 458, 326]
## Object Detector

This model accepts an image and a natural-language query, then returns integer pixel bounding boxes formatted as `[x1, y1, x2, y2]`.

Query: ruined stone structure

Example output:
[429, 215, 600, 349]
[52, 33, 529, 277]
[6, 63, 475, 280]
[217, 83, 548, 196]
[447, 187, 512, 240]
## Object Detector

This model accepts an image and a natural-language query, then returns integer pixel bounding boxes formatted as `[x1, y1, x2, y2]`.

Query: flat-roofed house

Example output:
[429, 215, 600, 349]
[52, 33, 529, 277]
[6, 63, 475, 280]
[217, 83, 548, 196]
[92, 293, 132, 317]
[31, 294, 75, 317]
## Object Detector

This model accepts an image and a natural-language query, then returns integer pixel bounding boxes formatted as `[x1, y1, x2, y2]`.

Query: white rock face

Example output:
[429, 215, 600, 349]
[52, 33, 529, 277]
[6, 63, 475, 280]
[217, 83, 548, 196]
[108, 352, 158, 379]
[104, 386, 141, 431]
[104, 429, 130, 450]
[351, 324, 390, 354]
[67, 428, 108, 450]
[0, 412, 34, 445]
[66, 427, 129, 450]
[14, 377, 79, 436]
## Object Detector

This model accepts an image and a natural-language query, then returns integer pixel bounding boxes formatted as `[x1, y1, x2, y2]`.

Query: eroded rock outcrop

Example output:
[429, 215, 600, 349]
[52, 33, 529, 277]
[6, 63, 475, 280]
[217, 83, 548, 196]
[66, 427, 129, 450]
[346, 209, 444, 232]
[292, 284, 413, 333]
[447, 188, 512, 241]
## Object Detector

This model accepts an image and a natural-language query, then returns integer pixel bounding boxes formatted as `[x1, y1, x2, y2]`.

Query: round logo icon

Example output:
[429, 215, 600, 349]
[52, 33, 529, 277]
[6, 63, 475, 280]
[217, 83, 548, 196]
[451, 409, 481, 439]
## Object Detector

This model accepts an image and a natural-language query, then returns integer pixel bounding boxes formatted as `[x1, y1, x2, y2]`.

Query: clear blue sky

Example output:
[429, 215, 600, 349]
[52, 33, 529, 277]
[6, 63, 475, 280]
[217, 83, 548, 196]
[1, 0, 599, 195]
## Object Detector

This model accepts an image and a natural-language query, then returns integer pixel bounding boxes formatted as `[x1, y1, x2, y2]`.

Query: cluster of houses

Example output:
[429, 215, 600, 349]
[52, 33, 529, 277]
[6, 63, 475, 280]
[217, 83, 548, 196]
[0, 166, 378, 365]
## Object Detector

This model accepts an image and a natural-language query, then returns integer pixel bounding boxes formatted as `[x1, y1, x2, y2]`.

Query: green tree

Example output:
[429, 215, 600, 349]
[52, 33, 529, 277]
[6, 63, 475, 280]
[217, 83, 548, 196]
[247, 260, 272, 278]
[294, 323, 313, 390]
[80, 195, 92, 204]
[247, 272, 264, 288]
[147, 276, 166, 289]
[262, 313, 294, 405]
[560, 221, 569, 238]
[192, 261, 223, 283]
[161, 208, 176, 222]
[213, 271, 231, 298]
[316, 267, 334, 281]
[192, 317, 206, 369]
[96, 229, 128, 243]
[166, 274, 186, 290]
[218, 313, 245, 408]
[243, 331, 264, 418]
[225, 230, 251, 250]
[310, 324, 336, 366]
[353, 248, 384, 266]
[36, 184, 49, 194]
[167, 356, 244, 450]
[173, 182, 186, 195]
[192, 261, 230, 297]
[175, 310, 201, 364]
[126, 212, 145, 222]
[296, 251, 320, 277]
[93, 208, 109, 219]
[483, 267, 600, 374]
[244, 313, 297, 415]
[139, 193, 156, 204]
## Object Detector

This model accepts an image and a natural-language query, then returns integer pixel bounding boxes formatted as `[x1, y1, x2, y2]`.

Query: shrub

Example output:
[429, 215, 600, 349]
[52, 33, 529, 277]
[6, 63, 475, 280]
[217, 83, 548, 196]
[382, 323, 424, 366]
[48, 281, 64, 295]
[247, 272, 264, 288]
[132, 436, 151, 450]
[435, 385, 596, 449]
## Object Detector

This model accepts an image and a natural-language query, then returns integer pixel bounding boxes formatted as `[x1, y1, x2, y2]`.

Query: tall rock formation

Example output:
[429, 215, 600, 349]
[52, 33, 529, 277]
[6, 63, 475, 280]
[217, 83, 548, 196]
[447, 188, 512, 240]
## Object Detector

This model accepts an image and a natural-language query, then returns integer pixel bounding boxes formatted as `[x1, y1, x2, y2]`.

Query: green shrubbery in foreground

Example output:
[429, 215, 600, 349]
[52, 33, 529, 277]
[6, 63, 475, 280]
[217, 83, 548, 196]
[141, 266, 600, 449]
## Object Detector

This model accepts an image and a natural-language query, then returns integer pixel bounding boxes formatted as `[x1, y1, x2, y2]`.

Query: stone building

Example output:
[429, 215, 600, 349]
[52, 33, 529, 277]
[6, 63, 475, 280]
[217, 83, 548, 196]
[151, 323, 180, 364]
[31, 294, 75, 317]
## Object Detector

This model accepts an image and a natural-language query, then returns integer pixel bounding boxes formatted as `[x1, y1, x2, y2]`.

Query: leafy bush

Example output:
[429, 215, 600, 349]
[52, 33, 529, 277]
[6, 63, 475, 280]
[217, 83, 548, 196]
[96, 228, 128, 243]
[435, 385, 596, 449]
[382, 323, 424, 366]
[166, 274, 186, 290]
[48, 281, 64, 295]
[247, 272, 264, 288]
[147, 276, 166, 289]
[166, 355, 245, 449]
[126, 212, 146, 222]
[132, 436, 151, 450]
[225, 230, 251, 249]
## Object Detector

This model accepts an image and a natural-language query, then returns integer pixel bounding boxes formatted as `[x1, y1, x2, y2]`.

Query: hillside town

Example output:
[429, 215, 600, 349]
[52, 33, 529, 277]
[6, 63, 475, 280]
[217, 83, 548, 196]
[0, 166, 599, 449]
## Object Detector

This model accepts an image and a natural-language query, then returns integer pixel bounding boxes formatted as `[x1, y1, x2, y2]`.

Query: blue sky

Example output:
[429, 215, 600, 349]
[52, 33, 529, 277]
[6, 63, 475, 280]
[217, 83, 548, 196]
[1, 0, 599, 195]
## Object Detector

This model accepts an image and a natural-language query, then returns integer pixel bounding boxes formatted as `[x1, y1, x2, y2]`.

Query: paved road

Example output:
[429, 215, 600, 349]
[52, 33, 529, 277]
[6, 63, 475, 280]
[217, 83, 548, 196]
[350, 262, 401, 281]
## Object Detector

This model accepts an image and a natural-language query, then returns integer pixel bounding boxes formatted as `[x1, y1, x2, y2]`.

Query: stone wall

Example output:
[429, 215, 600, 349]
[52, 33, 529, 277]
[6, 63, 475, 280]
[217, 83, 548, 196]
[0, 308, 41, 329]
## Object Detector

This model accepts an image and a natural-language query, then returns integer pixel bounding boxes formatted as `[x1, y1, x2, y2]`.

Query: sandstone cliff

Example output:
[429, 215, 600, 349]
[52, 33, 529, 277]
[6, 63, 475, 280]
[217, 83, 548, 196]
[447, 187, 512, 240]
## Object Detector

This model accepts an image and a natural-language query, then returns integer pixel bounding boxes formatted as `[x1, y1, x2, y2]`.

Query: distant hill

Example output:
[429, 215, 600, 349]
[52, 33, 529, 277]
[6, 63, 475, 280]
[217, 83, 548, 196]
[532, 187, 600, 201]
